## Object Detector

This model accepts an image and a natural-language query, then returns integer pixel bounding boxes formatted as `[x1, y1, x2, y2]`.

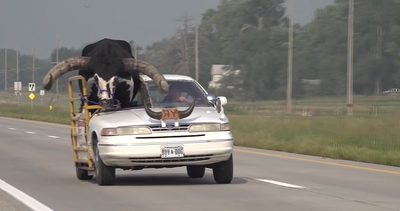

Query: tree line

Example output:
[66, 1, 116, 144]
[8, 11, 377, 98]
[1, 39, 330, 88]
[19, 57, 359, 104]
[1, 0, 400, 101]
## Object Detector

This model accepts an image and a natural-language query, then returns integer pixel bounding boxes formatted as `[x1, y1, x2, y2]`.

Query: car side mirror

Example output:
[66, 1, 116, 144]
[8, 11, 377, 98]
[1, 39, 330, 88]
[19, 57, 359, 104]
[207, 94, 217, 104]
[215, 98, 222, 113]
[217, 96, 227, 106]
[215, 96, 227, 114]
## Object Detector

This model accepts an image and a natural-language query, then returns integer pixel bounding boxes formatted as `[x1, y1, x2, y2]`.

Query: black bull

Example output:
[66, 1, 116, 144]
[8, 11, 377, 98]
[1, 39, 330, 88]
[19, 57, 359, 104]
[41, 38, 194, 120]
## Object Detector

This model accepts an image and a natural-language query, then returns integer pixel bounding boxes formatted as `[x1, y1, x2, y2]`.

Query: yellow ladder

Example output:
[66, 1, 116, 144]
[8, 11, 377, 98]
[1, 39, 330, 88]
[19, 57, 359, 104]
[68, 75, 102, 170]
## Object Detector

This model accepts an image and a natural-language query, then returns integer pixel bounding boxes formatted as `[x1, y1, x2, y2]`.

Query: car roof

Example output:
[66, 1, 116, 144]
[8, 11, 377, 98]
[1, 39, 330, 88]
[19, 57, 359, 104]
[140, 74, 209, 95]
[140, 74, 195, 82]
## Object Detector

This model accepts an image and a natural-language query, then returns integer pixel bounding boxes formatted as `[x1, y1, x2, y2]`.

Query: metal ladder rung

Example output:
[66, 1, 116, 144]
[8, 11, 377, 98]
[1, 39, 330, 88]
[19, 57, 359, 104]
[76, 159, 89, 163]
[77, 166, 95, 171]
[69, 76, 95, 169]
[71, 116, 80, 121]
[84, 105, 102, 110]
[74, 146, 87, 151]
[69, 97, 82, 102]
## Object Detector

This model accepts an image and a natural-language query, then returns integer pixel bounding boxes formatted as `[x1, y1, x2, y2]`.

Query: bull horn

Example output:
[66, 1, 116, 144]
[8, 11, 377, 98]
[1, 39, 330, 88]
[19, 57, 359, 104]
[178, 101, 195, 119]
[42, 57, 90, 90]
[143, 100, 196, 120]
[143, 98, 162, 120]
[122, 58, 169, 96]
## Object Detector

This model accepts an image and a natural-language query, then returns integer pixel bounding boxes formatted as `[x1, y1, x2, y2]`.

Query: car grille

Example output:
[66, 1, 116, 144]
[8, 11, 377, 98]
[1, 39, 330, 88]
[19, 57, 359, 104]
[129, 154, 213, 163]
[149, 124, 190, 132]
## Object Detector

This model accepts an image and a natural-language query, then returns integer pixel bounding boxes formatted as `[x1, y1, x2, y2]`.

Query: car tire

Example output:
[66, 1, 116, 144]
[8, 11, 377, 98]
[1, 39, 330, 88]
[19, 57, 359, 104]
[186, 166, 205, 178]
[94, 142, 115, 186]
[76, 166, 93, 180]
[212, 154, 233, 184]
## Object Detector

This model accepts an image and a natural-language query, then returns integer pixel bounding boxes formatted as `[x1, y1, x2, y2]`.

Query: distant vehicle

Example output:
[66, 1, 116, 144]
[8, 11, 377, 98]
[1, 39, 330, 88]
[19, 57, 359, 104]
[382, 88, 400, 96]
[69, 74, 234, 186]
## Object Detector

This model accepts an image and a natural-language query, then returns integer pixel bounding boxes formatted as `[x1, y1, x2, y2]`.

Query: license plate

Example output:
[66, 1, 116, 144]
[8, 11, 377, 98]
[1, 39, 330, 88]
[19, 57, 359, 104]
[161, 146, 184, 158]
[161, 108, 179, 120]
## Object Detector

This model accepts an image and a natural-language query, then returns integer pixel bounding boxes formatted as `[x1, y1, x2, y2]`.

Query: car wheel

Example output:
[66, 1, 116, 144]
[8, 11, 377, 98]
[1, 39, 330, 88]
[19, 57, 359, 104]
[94, 142, 115, 186]
[186, 166, 205, 178]
[76, 166, 93, 180]
[212, 154, 233, 184]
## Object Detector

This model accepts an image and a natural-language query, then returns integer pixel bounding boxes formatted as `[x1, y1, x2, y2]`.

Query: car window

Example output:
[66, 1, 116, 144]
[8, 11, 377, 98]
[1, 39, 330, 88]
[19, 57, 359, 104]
[145, 80, 211, 108]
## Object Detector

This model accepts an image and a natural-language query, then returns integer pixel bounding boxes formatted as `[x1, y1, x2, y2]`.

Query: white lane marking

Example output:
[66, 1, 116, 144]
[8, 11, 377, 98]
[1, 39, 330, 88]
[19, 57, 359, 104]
[256, 179, 305, 189]
[47, 135, 59, 139]
[8, 128, 16, 130]
[25, 131, 36, 134]
[0, 179, 54, 211]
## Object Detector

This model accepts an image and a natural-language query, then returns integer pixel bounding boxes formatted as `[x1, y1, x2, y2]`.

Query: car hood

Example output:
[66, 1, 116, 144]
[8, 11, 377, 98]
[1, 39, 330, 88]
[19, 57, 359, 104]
[89, 106, 228, 128]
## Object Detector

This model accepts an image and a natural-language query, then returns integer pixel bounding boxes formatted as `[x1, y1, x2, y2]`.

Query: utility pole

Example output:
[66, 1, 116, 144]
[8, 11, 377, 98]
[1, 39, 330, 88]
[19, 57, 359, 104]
[195, 18, 199, 81]
[16, 46, 19, 83]
[347, 0, 354, 116]
[16, 46, 20, 106]
[134, 40, 137, 58]
[32, 46, 35, 83]
[1, 49, 18, 93]
[56, 33, 59, 99]
[286, 0, 293, 114]
[30, 46, 40, 84]
[51, 33, 60, 99]
[4, 48, 7, 92]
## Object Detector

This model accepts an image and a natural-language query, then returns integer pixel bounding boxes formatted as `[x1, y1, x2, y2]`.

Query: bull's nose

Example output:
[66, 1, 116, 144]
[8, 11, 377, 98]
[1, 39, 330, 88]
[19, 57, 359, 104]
[100, 100, 112, 108]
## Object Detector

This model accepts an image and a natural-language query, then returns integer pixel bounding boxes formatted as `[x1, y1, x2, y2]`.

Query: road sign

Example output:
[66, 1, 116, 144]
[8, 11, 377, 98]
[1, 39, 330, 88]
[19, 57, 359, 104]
[15, 91, 21, 97]
[29, 93, 35, 100]
[14, 82, 22, 91]
[28, 83, 36, 92]
[40, 90, 45, 96]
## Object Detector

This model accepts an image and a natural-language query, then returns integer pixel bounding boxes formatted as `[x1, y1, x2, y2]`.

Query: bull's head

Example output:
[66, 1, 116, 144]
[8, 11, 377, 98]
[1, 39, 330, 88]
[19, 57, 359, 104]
[90, 72, 120, 109]
[41, 57, 168, 108]
[41, 57, 195, 120]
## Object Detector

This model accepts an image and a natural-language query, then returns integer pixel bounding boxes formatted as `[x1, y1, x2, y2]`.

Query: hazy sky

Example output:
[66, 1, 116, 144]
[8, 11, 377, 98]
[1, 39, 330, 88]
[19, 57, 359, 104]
[0, 0, 334, 59]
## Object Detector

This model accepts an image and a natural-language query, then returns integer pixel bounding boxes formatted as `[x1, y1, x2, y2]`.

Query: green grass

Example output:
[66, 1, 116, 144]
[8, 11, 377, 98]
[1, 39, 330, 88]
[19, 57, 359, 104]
[0, 104, 70, 124]
[225, 95, 400, 116]
[0, 88, 73, 124]
[1, 91, 400, 167]
[231, 115, 400, 167]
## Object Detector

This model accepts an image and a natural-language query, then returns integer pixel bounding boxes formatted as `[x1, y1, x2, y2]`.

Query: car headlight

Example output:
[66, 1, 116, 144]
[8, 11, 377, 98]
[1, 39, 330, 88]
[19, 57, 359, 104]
[188, 123, 231, 132]
[101, 126, 152, 136]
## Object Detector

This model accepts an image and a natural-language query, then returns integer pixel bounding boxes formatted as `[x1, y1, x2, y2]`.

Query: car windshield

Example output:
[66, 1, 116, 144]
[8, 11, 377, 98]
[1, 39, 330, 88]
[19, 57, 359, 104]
[145, 80, 211, 108]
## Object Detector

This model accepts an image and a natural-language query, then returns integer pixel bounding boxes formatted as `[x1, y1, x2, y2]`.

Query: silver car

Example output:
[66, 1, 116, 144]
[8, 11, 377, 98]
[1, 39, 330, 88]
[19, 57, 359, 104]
[85, 74, 234, 185]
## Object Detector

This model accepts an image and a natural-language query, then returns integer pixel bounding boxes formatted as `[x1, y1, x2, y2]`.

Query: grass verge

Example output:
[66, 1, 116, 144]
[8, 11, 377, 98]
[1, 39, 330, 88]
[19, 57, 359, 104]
[231, 115, 400, 167]
[0, 104, 70, 125]
[1, 103, 400, 167]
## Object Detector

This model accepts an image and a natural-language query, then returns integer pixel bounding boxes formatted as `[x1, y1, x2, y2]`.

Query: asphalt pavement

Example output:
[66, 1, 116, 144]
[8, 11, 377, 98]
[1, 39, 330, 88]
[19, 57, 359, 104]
[0, 116, 399, 211]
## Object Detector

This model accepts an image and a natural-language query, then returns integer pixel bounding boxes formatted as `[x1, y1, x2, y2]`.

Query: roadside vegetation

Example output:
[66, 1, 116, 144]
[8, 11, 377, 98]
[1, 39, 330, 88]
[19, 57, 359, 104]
[1, 91, 400, 167]
[231, 115, 400, 167]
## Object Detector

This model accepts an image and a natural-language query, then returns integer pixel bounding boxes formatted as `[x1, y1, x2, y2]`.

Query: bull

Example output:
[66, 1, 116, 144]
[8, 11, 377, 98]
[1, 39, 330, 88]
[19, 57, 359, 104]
[41, 38, 194, 120]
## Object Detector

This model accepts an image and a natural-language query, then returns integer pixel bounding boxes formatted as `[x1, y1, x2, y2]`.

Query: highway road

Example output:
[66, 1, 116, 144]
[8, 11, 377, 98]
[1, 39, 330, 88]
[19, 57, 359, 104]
[0, 116, 399, 211]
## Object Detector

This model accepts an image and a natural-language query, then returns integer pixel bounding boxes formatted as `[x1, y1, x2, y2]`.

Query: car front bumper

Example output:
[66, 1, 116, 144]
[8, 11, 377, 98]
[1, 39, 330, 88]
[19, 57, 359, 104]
[97, 131, 234, 167]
